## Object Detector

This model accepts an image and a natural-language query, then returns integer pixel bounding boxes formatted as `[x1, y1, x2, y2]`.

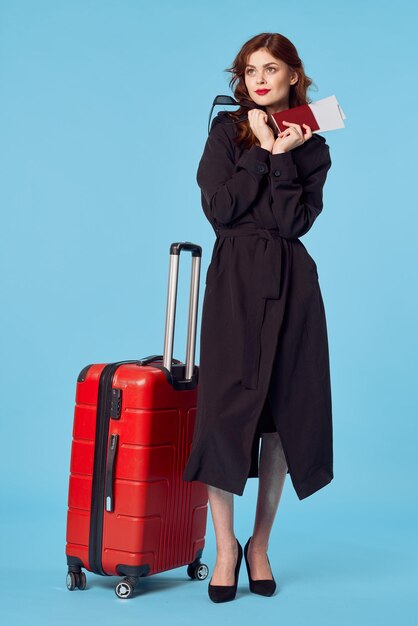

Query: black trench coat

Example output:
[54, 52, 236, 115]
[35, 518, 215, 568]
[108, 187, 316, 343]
[182, 111, 334, 500]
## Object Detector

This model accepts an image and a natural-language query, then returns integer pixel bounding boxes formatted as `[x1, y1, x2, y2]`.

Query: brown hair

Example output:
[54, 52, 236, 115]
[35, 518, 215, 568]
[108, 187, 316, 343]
[224, 32, 317, 150]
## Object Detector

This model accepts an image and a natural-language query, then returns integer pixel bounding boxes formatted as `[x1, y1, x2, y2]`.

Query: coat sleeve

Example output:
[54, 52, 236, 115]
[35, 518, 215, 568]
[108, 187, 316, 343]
[268, 140, 332, 239]
[196, 121, 271, 227]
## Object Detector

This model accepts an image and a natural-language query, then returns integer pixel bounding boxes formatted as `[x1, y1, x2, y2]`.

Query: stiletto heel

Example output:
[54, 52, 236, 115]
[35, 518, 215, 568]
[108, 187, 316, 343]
[244, 536, 276, 596]
[208, 538, 243, 603]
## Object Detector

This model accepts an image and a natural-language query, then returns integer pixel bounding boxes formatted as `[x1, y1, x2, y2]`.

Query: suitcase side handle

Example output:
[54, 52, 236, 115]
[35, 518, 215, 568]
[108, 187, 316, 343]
[163, 241, 202, 381]
[137, 355, 182, 367]
[105, 434, 119, 512]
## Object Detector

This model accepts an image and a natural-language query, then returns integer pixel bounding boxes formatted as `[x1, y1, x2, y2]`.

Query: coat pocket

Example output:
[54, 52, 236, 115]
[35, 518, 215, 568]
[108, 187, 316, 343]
[297, 241, 318, 278]
[307, 253, 318, 279]
[205, 238, 225, 289]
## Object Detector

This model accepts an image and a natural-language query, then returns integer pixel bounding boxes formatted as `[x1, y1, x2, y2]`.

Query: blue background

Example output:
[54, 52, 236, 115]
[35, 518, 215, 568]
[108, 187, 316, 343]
[1, 0, 417, 623]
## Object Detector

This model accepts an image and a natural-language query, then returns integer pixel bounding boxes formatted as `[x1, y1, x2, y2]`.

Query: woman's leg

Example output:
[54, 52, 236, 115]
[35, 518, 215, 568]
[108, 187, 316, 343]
[207, 485, 239, 585]
[247, 431, 288, 579]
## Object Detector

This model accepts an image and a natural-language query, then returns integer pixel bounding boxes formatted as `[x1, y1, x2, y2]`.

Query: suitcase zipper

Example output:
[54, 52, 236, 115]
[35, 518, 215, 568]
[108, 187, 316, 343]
[88, 360, 139, 575]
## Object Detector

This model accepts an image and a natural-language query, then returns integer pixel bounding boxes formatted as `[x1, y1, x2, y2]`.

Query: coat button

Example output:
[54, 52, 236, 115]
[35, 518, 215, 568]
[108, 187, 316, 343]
[256, 163, 268, 173]
[273, 169, 281, 177]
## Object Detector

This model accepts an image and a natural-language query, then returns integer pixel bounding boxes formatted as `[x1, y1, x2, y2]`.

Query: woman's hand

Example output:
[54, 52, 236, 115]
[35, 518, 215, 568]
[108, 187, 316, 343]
[248, 109, 275, 151]
[272, 121, 313, 154]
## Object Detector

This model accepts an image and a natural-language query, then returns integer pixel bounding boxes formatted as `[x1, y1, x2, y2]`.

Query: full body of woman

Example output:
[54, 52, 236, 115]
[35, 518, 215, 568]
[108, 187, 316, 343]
[182, 32, 334, 602]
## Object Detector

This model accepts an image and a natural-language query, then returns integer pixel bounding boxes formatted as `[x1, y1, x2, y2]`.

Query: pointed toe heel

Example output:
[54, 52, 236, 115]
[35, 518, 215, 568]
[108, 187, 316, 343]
[208, 538, 243, 603]
[244, 536, 277, 597]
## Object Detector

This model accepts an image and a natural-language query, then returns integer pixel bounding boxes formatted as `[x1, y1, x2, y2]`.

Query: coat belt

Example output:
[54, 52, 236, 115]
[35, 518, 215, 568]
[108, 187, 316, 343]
[215, 225, 284, 390]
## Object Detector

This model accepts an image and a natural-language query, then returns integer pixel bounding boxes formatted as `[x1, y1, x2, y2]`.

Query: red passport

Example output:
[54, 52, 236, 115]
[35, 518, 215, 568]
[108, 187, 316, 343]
[271, 104, 319, 135]
[271, 95, 346, 135]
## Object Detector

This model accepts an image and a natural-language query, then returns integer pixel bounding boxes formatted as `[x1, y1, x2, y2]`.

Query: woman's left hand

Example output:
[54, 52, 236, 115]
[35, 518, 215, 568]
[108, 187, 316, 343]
[272, 121, 313, 154]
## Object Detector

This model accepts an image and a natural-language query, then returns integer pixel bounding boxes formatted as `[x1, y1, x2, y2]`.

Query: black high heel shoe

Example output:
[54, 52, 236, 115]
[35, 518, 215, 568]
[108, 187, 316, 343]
[244, 536, 276, 596]
[208, 538, 243, 603]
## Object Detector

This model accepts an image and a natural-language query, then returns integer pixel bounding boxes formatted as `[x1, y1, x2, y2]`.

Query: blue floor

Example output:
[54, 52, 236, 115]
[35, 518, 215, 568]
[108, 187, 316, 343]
[3, 480, 417, 626]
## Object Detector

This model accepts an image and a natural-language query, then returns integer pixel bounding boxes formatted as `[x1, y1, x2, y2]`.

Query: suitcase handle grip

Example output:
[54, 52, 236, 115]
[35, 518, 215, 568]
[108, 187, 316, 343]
[163, 242, 202, 380]
[105, 434, 119, 512]
[170, 242, 201, 256]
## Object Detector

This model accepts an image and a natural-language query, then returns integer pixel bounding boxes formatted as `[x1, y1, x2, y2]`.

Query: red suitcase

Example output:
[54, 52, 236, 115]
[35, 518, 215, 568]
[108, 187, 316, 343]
[65, 242, 209, 599]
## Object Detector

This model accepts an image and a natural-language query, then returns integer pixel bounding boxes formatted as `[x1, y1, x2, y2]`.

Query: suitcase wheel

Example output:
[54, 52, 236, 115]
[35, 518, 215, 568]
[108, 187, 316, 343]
[115, 578, 136, 599]
[187, 562, 209, 580]
[77, 571, 87, 590]
[66, 570, 87, 591]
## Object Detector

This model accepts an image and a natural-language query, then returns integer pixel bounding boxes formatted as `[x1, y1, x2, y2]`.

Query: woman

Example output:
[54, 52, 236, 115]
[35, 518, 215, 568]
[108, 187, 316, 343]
[182, 32, 334, 603]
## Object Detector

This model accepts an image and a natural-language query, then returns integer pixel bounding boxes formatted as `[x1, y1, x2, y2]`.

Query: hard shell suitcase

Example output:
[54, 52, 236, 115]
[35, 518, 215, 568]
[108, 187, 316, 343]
[65, 242, 209, 599]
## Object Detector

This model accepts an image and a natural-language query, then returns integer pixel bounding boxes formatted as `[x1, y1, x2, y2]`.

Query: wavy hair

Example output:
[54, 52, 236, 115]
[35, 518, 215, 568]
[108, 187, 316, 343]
[224, 33, 317, 150]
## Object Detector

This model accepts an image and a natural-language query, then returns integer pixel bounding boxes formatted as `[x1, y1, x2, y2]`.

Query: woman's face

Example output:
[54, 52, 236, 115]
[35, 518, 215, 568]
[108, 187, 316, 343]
[244, 48, 297, 114]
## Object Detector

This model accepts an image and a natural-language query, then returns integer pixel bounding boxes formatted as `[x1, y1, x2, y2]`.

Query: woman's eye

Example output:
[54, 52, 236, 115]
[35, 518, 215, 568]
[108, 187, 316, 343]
[246, 67, 277, 75]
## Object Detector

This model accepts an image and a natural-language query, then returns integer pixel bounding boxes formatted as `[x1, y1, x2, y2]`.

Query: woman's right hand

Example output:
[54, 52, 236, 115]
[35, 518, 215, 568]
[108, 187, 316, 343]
[248, 109, 275, 151]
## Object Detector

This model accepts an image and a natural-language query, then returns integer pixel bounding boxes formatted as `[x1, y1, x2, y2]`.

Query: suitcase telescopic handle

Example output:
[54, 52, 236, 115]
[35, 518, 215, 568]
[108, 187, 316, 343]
[163, 242, 202, 380]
